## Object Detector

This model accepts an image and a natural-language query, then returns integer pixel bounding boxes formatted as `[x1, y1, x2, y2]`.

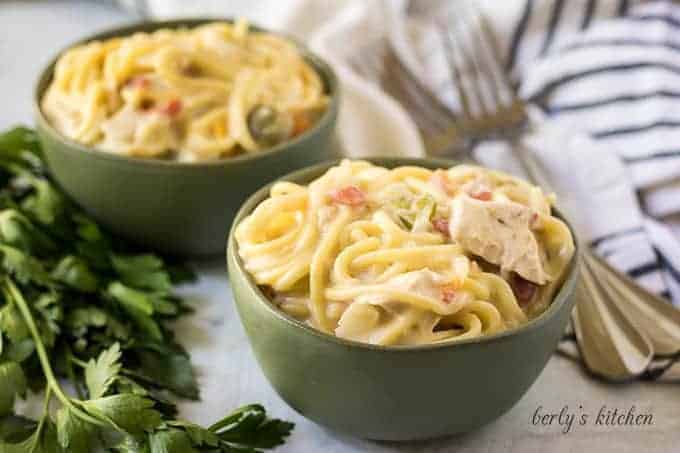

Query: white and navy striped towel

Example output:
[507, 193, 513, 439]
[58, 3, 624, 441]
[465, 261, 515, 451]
[513, 0, 680, 305]
[512, 0, 680, 306]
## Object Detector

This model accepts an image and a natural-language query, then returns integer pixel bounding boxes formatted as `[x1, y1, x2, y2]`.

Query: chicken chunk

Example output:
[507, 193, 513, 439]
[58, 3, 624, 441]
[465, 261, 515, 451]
[448, 196, 550, 284]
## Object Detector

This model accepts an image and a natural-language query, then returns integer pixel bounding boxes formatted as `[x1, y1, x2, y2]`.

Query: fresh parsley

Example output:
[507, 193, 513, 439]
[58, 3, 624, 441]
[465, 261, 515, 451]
[0, 127, 294, 452]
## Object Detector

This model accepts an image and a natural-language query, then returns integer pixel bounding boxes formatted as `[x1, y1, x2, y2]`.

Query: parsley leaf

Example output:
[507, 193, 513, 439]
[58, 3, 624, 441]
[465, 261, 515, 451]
[210, 405, 294, 450]
[65, 307, 107, 331]
[132, 346, 199, 400]
[112, 255, 172, 292]
[107, 282, 155, 316]
[0, 304, 29, 342]
[80, 394, 162, 437]
[0, 362, 26, 416]
[51, 256, 98, 293]
[168, 421, 219, 447]
[20, 175, 65, 226]
[0, 414, 37, 443]
[0, 210, 56, 255]
[3, 338, 34, 363]
[149, 428, 198, 453]
[55, 407, 96, 453]
[0, 244, 50, 286]
[111, 436, 149, 453]
[85, 342, 121, 399]
[1, 416, 61, 453]
[106, 282, 163, 341]
[0, 127, 41, 158]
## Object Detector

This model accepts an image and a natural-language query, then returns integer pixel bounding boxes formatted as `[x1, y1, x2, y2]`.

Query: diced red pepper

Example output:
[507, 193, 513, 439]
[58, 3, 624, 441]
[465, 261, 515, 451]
[441, 286, 457, 304]
[432, 218, 450, 236]
[511, 274, 537, 305]
[470, 189, 492, 201]
[463, 180, 493, 201]
[530, 212, 541, 229]
[329, 186, 366, 206]
[160, 99, 182, 116]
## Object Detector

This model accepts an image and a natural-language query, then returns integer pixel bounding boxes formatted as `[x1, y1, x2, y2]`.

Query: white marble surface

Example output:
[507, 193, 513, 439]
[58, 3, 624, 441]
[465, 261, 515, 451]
[1, 2, 679, 452]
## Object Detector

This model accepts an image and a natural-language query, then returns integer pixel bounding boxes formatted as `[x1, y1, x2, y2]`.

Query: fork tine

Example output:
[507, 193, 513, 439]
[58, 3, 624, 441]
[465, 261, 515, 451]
[393, 76, 449, 134]
[439, 1, 528, 139]
[346, 39, 450, 137]
[389, 53, 457, 128]
[453, 4, 502, 114]
[438, 20, 475, 120]
[448, 8, 493, 118]
[347, 40, 385, 82]
[461, 3, 516, 109]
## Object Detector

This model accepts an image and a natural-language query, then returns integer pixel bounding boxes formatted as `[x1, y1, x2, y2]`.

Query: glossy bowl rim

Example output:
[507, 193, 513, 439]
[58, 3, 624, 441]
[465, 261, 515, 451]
[33, 18, 340, 169]
[227, 157, 580, 353]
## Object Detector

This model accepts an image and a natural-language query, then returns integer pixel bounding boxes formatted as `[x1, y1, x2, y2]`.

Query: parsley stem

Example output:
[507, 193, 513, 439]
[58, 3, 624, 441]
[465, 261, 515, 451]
[25, 389, 51, 451]
[64, 347, 86, 400]
[5, 278, 108, 429]
[41, 387, 52, 419]
[68, 355, 88, 368]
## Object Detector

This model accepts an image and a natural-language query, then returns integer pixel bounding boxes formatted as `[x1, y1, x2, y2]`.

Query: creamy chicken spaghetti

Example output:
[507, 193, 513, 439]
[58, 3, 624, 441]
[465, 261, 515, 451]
[41, 20, 328, 162]
[235, 160, 575, 346]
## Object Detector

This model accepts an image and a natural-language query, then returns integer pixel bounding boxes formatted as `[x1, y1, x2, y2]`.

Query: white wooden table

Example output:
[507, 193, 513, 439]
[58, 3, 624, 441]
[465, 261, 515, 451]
[1, 2, 678, 451]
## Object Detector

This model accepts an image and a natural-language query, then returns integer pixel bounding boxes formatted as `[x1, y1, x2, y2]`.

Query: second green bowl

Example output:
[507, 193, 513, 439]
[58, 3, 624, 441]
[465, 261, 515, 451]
[34, 19, 340, 257]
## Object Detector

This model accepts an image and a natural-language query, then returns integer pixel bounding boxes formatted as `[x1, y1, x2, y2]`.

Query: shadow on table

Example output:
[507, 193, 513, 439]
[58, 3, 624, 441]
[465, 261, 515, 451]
[313, 420, 502, 453]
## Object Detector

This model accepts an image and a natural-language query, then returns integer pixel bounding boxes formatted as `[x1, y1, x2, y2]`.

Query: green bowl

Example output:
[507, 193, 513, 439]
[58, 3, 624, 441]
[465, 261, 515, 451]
[227, 157, 580, 441]
[34, 19, 339, 257]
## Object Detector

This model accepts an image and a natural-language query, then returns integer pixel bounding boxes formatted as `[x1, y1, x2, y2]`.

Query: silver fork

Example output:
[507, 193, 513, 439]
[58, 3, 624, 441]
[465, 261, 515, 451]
[438, 1, 680, 380]
[346, 37, 465, 157]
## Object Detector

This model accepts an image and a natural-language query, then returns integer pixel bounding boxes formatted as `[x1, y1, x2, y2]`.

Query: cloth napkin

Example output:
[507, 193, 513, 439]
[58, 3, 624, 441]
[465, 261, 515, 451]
[133, 0, 680, 379]
[513, 0, 680, 304]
